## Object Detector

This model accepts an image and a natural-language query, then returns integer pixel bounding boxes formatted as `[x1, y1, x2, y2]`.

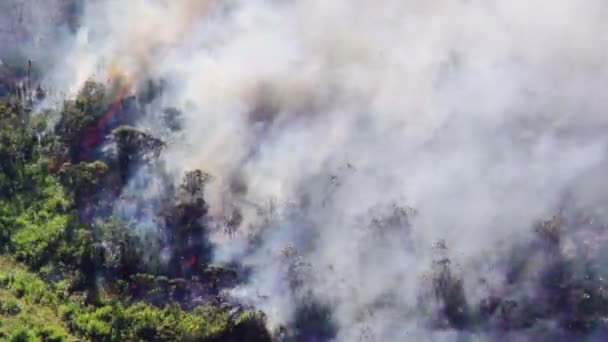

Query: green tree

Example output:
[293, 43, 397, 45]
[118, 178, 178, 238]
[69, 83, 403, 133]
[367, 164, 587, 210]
[112, 125, 165, 183]
[55, 81, 108, 162]
[58, 161, 108, 207]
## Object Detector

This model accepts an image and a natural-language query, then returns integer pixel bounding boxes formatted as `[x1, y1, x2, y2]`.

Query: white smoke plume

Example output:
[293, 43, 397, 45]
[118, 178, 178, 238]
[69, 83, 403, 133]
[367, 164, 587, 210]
[0, 0, 78, 73]
[26, 0, 608, 339]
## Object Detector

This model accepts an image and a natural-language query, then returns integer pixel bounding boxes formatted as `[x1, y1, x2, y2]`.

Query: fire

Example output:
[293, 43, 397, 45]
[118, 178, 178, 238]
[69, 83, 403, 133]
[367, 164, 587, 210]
[79, 79, 132, 160]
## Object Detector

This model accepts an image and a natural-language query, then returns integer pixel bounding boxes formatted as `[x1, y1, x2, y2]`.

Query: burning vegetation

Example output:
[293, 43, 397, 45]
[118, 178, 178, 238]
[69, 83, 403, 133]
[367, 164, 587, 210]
[0, 69, 272, 340]
[2, 1, 608, 341]
[3, 68, 608, 340]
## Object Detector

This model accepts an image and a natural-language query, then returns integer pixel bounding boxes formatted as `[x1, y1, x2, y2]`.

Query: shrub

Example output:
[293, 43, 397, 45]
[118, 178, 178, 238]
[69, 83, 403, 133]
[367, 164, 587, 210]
[0, 297, 22, 315]
[9, 327, 38, 342]
[37, 325, 68, 342]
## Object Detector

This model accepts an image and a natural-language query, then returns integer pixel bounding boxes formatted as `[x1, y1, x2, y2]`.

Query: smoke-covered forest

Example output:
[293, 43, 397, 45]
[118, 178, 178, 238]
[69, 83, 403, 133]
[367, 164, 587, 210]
[2, 0, 608, 341]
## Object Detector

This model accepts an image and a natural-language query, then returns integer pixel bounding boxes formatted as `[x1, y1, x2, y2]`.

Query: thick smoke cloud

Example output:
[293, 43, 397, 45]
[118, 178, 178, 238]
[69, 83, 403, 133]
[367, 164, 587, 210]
[0, 0, 79, 74]
[26, 0, 608, 340]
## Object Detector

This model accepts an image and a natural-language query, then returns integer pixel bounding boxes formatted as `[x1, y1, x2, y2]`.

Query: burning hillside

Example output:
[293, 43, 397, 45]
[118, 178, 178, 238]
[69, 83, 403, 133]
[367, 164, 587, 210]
[2, 0, 608, 341]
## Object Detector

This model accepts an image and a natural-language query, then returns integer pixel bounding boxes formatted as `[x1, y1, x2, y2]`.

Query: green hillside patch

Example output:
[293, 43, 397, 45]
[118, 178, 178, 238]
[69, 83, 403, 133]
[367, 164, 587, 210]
[0, 256, 74, 341]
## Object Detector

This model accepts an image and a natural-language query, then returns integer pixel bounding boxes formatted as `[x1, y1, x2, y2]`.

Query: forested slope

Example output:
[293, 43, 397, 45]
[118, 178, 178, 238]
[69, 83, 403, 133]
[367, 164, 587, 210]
[0, 72, 271, 341]
[3, 1, 608, 339]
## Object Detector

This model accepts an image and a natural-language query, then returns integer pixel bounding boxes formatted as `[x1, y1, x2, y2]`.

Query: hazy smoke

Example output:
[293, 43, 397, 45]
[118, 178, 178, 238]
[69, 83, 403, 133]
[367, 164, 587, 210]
[24, 0, 608, 339]
[0, 0, 79, 73]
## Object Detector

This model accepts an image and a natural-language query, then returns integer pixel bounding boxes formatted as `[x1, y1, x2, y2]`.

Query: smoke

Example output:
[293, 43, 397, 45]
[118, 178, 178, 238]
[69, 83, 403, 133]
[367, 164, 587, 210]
[0, 0, 80, 77]
[22, 0, 608, 339]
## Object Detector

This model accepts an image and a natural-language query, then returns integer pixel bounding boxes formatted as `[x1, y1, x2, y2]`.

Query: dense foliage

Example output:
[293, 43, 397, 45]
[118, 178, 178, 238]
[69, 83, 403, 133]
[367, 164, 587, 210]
[0, 75, 271, 341]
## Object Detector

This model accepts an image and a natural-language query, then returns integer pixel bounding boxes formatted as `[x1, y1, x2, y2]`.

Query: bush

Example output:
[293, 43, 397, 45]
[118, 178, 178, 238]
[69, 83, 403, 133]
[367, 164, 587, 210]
[0, 297, 22, 315]
[9, 327, 38, 342]
[37, 325, 68, 342]
[2, 272, 52, 305]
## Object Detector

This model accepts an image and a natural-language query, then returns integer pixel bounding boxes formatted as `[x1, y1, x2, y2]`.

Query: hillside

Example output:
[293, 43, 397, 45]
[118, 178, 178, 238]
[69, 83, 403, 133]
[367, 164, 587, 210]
[0, 83, 272, 341]
[2, 1, 608, 341]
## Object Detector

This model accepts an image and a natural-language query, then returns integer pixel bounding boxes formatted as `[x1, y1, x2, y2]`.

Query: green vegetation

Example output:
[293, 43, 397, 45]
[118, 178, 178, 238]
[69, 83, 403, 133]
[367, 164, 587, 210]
[0, 257, 73, 341]
[0, 256, 268, 341]
[0, 77, 271, 341]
